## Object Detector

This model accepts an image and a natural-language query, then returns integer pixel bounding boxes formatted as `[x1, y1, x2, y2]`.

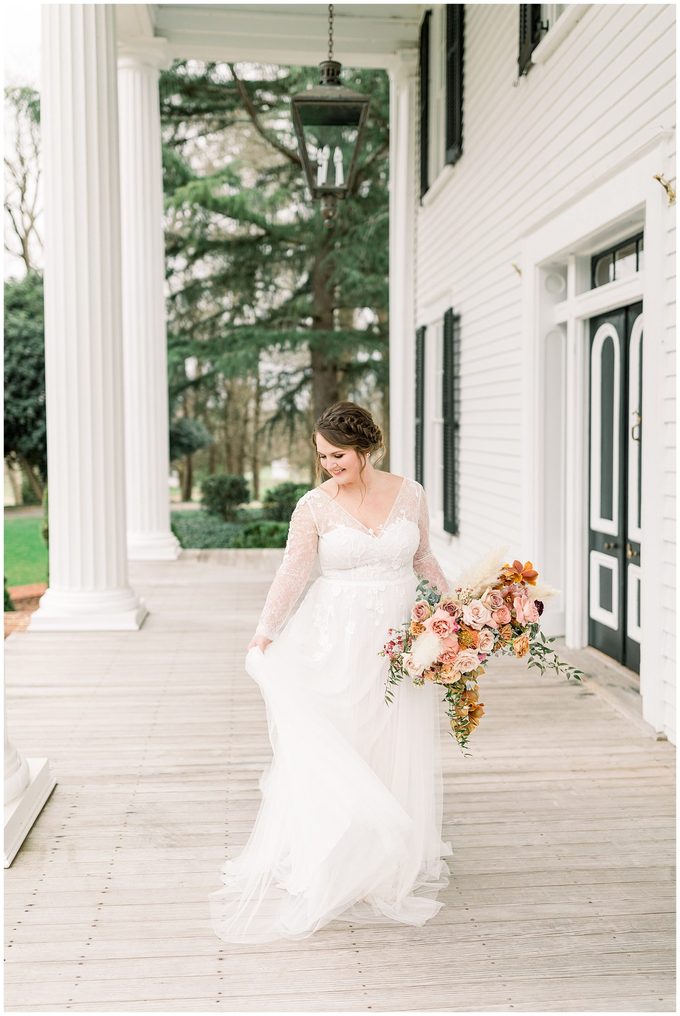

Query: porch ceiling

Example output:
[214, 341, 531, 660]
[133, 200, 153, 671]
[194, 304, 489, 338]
[117, 3, 422, 69]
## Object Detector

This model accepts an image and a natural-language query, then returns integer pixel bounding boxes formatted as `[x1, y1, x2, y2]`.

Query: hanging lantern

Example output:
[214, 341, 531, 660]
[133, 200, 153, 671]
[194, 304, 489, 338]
[290, 4, 370, 226]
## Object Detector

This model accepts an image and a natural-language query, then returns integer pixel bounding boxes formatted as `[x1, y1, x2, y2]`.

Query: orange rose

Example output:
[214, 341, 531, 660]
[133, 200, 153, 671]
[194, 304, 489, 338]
[513, 633, 530, 658]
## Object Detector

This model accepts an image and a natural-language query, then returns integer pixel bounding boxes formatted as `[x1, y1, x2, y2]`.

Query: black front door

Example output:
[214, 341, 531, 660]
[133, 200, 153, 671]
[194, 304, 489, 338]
[588, 302, 642, 672]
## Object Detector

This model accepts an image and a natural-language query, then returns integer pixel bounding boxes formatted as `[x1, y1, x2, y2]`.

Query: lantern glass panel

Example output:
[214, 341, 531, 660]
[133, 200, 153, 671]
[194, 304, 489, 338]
[298, 103, 363, 190]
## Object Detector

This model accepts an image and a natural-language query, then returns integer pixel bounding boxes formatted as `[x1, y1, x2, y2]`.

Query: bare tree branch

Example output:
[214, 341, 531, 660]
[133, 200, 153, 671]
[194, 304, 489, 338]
[4, 86, 42, 272]
[228, 63, 302, 168]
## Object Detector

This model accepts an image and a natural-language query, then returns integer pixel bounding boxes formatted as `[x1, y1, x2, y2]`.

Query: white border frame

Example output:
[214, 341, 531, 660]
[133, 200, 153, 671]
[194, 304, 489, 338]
[589, 550, 619, 631]
[627, 314, 644, 544]
[589, 324, 621, 537]
[627, 563, 642, 644]
[518, 128, 674, 738]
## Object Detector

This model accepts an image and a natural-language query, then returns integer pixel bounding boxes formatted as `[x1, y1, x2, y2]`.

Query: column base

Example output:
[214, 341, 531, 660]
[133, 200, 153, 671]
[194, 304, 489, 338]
[5, 757, 57, 867]
[27, 587, 149, 631]
[127, 530, 182, 560]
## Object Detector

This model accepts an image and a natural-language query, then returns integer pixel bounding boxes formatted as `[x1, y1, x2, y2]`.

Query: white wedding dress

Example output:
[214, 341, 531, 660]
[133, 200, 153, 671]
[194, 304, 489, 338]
[209, 475, 453, 943]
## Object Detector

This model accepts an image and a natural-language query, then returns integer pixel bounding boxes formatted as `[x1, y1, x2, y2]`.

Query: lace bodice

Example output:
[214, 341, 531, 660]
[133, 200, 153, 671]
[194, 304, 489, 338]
[254, 477, 450, 641]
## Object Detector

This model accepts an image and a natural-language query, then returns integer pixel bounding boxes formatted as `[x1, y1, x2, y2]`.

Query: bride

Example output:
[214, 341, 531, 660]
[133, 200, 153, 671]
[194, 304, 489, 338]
[209, 401, 453, 943]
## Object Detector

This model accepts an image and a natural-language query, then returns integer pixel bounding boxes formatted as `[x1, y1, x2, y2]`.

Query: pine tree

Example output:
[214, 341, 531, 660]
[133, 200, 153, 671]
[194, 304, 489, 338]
[159, 60, 390, 488]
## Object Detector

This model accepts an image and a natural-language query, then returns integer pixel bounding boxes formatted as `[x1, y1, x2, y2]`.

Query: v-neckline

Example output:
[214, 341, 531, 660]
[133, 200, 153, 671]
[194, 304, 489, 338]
[317, 475, 407, 537]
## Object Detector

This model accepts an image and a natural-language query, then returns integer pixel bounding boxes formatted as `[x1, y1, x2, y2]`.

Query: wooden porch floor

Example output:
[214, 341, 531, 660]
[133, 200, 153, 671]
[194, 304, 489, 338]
[4, 552, 676, 1012]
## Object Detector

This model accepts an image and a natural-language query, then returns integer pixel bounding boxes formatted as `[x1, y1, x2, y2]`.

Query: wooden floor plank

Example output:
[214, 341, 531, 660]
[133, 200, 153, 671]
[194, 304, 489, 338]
[4, 553, 676, 1011]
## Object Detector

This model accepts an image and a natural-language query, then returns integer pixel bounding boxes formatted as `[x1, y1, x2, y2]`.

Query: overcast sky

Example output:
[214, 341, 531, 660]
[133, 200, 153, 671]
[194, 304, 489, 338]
[4, 2, 41, 279]
[4, 1, 41, 89]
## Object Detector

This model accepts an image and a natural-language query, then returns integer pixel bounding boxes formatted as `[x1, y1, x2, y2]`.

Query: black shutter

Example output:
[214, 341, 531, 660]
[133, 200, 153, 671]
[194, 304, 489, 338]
[419, 10, 431, 198]
[518, 4, 542, 76]
[443, 308, 460, 535]
[415, 326, 426, 485]
[445, 5, 464, 166]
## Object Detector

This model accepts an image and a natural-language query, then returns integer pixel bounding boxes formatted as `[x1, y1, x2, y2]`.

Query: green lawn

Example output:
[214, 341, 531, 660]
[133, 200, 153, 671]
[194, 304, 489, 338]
[4, 515, 48, 587]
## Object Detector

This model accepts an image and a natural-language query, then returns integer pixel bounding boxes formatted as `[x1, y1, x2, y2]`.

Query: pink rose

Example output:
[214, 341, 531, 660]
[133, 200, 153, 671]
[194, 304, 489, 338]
[411, 600, 432, 622]
[439, 600, 460, 619]
[461, 599, 492, 630]
[513, 592, 533, 625]
[454, 649, 480, 673]
[424, 608, 457, 639]
[440, 644, 459, 664]
[522, 598, 539, 623]
[513, 596, 525, 624]
[492, 605, 511, 626]
[477, 629, 495, 654]
[482, 588, 505, 611]
[403, 654, 422, 676]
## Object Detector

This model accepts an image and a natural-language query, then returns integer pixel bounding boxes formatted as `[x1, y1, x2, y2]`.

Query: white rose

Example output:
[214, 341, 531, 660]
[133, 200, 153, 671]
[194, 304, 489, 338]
[461, 599, 492, 631]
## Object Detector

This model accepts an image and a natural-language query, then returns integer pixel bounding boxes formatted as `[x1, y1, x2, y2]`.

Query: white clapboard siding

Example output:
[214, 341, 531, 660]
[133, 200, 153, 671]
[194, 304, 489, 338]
[414, 4, 676, 741]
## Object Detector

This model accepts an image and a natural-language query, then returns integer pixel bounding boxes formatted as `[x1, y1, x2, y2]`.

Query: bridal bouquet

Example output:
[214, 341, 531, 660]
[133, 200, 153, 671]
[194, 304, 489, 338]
[379, 549, 585, 752]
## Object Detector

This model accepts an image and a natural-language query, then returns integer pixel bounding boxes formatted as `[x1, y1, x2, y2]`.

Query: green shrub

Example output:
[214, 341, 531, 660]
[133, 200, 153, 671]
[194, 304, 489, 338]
[231, 520, 289, 548]
[235, 506, 268, 524]
[261, 482, 311, 522]
[170, 509, 292, 550]
[170, 510, 241, 549]
[200, 474, 250, 521]
[4, 575, 15, 612]
[169, 417, 213, 462]
[20, 476, 41, 506]
[41, 484, 49, 546]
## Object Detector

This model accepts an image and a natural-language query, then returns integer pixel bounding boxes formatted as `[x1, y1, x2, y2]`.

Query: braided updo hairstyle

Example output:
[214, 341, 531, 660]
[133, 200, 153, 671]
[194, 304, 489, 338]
[312, 401, 387, 501]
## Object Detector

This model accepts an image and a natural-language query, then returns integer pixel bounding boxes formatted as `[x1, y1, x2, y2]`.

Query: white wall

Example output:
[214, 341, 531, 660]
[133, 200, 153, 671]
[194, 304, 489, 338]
[413, 3, 675, 739]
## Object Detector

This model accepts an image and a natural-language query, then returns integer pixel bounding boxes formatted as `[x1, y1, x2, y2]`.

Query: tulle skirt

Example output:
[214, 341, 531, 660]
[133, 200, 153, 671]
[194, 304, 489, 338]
[209, 570, 452, 942]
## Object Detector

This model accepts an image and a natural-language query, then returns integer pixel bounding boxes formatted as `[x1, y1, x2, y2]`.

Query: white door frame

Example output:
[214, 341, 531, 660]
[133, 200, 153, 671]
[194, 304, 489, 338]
[518, 128, 674, 735]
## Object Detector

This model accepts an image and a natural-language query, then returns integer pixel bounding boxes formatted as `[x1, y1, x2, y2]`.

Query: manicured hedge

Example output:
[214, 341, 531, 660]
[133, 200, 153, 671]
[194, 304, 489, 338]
[170, 509, 288, 549]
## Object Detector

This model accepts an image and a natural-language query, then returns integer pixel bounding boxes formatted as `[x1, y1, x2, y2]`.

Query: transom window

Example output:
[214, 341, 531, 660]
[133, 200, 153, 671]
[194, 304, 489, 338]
[591, 232, 644, 288]
[541, 4, 566, 31]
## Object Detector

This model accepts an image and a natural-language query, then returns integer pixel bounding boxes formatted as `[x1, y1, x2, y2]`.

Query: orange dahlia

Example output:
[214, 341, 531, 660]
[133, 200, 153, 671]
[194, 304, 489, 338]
[457, 626, 479, 649]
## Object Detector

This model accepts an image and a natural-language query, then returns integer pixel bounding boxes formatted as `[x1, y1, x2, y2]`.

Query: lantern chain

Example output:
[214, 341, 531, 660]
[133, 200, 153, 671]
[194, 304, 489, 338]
[328, 4, 334, 62]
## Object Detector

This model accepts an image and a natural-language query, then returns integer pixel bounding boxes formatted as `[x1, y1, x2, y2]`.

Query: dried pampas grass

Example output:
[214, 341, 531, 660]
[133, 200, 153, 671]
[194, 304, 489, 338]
[453, 544, 510, 598]
[452, 546, 561, 602]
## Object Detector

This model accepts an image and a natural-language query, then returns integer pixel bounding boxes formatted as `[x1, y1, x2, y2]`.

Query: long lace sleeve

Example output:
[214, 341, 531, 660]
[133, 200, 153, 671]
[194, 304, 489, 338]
[413, 482, 450, 595]
[254, 493, 319, 641]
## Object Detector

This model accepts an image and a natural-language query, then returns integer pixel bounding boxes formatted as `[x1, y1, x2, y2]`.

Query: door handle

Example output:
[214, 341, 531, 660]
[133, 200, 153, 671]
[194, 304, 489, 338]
[631, 409, 641, 442]
[626, 542, 639, 560]
[603, 541, 618, 550]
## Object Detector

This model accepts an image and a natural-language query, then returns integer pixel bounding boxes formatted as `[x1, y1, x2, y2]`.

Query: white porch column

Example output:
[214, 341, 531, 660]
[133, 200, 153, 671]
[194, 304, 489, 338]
[388, 51, 418, 477]
[31, 4, 147, 631]
[117, 40, 181, 560]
